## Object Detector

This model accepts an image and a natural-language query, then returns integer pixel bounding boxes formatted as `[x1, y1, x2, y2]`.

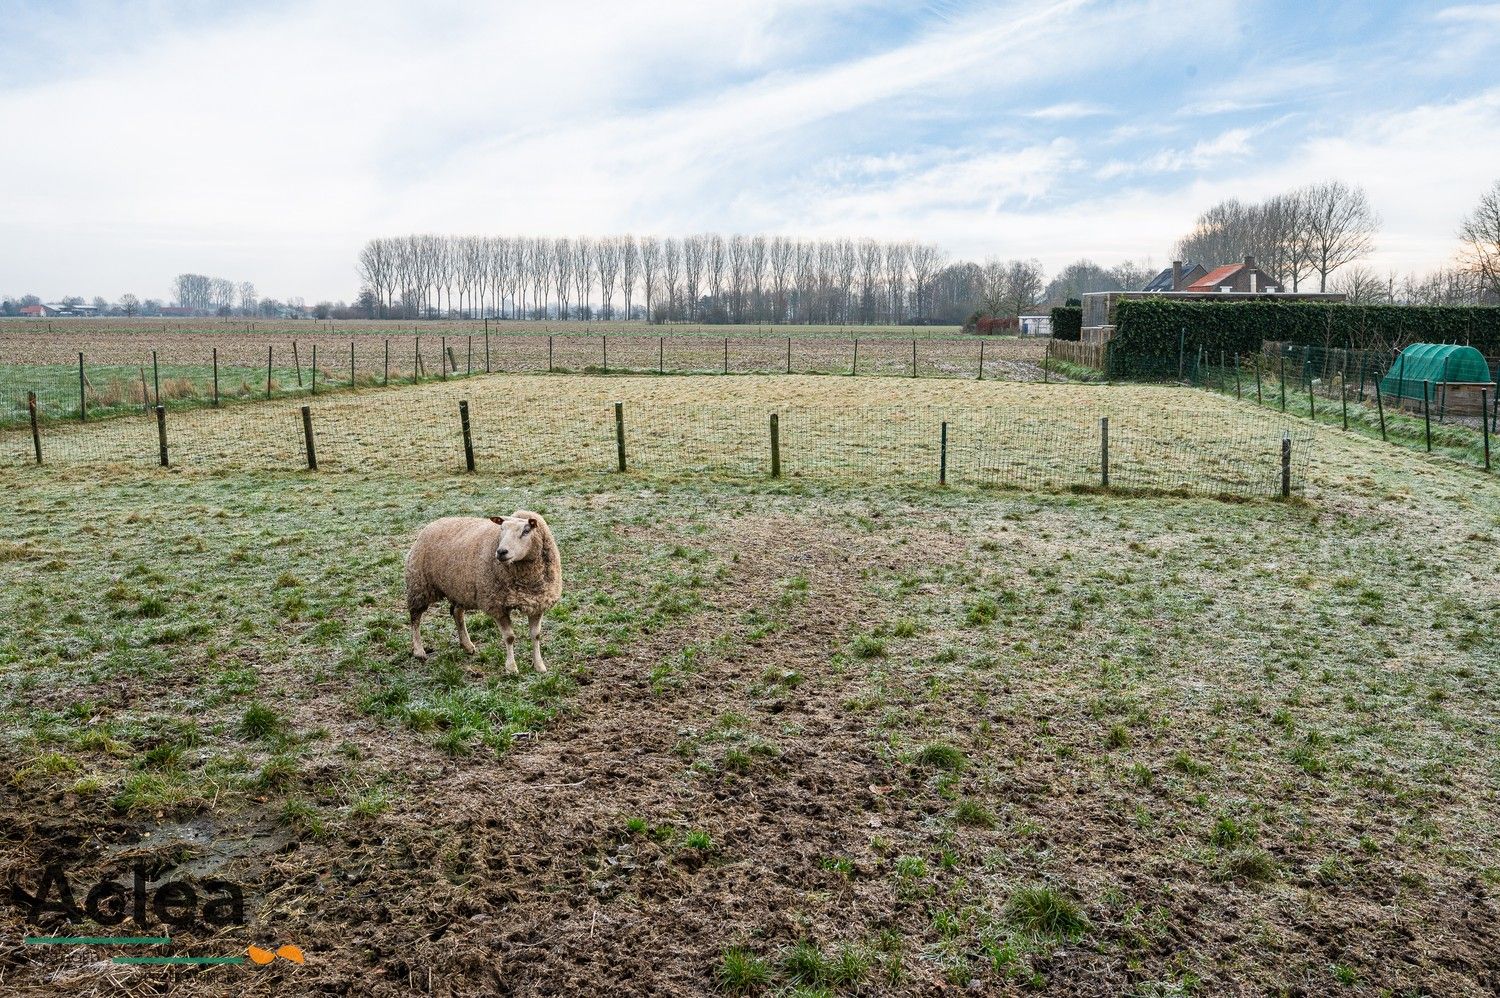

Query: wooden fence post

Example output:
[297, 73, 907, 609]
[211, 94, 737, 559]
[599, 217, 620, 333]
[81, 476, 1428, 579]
[28, 391, 41, 464]
[484, 329, 490, 373]
[786, 336, 792, 375]
[212, 347, 220, 407]
[770, 413, 780, 479]
[978, 339, 984, 381]
[415, 335, 421, 381]
[78, 352, 87, 422]
[603, 335, 608, 373]
[351, 340, 357, 386]
[548, 335, 554, 372]
[614, 401, 626, 472]
[301, 406, 317, 470]
[1341, 379, 1348, 430]
[852, 338, 858, 376]
[293, 341, 302, 386]
[1279, 354, 1286, 412]
[1100, 416, 1109, 488]
[156, 405, 168, 468]
[1281, 432, 1291, 498]
[659, 336, 664, 374]
[723, 336, 729, 375]
[911, 339, 917, 378]
[939, 421, 948, 486]
[312, 344, 318, 394]
[459, 400, 475, 472]
[266, 345, 273, 399]
[384, 339, 390, 386]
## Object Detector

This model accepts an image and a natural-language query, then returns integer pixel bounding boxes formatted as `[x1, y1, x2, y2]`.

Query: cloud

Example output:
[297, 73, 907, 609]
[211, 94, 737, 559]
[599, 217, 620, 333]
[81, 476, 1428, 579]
[1433, 3, 1500, 24]
[1026, 102, 1108, 120]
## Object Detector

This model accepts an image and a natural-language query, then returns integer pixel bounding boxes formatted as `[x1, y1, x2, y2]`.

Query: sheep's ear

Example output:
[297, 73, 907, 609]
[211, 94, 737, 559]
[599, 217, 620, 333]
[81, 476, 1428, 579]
[489, 516, 506, 525]
[527, 517, 538, 529]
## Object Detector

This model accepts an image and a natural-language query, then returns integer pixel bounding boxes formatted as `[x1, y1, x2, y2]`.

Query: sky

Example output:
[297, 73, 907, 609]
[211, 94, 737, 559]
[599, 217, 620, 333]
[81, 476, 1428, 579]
[2, 0, 1499, 303]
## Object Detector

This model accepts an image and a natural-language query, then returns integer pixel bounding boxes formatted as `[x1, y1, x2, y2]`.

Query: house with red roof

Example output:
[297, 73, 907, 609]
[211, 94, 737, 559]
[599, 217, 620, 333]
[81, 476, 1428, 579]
[1182, 256, 1281, 294]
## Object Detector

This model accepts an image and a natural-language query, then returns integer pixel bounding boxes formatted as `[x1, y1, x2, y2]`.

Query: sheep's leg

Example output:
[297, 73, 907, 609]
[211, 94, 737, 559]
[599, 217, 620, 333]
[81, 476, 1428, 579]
[528, 613, 547, 674]
[497, 613, 518, 675]
[409, 606, 428, 661]
[453, 606, 477, 655]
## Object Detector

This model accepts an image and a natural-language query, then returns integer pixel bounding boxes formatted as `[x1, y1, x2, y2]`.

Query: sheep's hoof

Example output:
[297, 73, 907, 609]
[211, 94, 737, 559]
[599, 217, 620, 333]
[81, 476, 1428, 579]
[534, 662, 548, 674]
[461, 643, 477, 655]
[505, 664, 519, 676]
[413, 650, 428, 662]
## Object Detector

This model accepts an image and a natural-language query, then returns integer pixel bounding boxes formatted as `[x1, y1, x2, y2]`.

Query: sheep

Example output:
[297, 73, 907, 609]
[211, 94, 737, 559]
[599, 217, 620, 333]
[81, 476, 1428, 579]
[403, 510, 563, 674]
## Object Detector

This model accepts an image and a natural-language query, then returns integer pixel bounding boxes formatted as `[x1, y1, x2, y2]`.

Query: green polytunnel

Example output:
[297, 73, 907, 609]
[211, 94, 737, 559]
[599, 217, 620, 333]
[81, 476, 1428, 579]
[1378, 343, 1494, 401]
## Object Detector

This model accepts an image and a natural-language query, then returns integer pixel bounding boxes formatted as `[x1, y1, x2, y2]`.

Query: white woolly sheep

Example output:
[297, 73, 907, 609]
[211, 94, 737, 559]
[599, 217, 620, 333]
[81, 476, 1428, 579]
[403, 510, 563, 673]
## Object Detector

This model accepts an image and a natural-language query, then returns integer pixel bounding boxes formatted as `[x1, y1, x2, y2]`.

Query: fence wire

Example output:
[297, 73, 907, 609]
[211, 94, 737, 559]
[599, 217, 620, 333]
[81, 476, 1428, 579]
[2, 379, 1312, 498]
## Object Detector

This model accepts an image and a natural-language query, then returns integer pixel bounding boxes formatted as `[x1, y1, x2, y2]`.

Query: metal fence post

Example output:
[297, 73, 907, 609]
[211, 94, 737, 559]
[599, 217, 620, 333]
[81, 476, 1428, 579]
[912, 339, 917, 378]
[415, 335, 421, 381]
[548, 334, 554, 372]
[603, 334, 608, 373]
[1423, 380, 1432, 451]
[724, 336, 729, 375]
[384, 339, 390, 386]
[614, 401, 626, 472]
[786, 336, 792, 375]
[266, 345, 273, 399]
[1279, 354, 1286, 412]
[484, 330, 490, 373]
[301, 405, 317, 470]
[1476, 390, 1488, 471]
[292, 341, 302, 386]
[978, 339, 985, 381]
[659, 336, 664, 374]
[1100, 416, 1109, 488]
[852, 337, 858, 376]
[1374, 372, 1387, 441]
[939, 421, 948, 486]
[155, 405, 168, 468]
[212, 347, 220, 407]
[312, 344, 318, 394]
[459, 400, 475, 472]
[28, 391, 41, 464]
[770, 412, 780, 479]
[78, 352, 87, 422]
[351, 340, 356, 386]
[1281, 431, 1291, 498]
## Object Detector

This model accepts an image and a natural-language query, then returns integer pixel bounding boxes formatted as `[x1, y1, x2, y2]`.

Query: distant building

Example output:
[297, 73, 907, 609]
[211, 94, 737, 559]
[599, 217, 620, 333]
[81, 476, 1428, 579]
[1082, 256, 1343, 344]
[19, 304, 57, 317]
[1142, 261, 1208, 293]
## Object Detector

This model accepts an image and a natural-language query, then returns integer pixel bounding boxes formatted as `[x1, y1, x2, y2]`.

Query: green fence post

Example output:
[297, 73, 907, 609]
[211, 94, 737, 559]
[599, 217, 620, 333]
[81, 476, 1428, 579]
[28, 391, 41, 464]
[614, 401, 626, 472]
[1476, 384, 1488, 471]
[1423, 380, 1432, 451]
[770, 412, 780, 479]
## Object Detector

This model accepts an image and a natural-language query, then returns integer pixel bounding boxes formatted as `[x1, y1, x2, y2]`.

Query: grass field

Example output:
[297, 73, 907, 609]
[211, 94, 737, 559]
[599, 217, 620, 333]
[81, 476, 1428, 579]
[2, 375, 1498, 995]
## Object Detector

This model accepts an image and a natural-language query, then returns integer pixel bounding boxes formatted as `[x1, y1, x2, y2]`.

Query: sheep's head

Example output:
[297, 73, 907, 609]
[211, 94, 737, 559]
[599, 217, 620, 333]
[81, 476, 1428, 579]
[490, 513, 540, 564]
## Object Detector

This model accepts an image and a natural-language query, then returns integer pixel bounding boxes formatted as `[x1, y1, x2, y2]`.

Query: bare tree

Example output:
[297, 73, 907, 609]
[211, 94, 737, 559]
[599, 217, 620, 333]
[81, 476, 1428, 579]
[1301, 181, 1378, 291]
[639, 236, 660, 323]
[620, 236, 640, 321]
[683, 235, 705, 322]
[885, 243, 910, 324]
[1330, 264, 1387, 304]
[571, 237, 593, 320]
[663, 237, 682, 323]
[908, 244, 944, 323]
[596, 237, 621, 320]
[553, 238, 574, 320]
[748, 235, 767, 324]
[1459, 180, 1500, 301]
[727, 234, 749, 324]
[769, 236, 793, 324]
[238, 281, 258, 317]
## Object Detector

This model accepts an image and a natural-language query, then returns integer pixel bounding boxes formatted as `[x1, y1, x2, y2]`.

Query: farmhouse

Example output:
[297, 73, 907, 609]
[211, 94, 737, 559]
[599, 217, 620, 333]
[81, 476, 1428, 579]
[1080, 256, 1345, 344]
[18, 304, 59, 317]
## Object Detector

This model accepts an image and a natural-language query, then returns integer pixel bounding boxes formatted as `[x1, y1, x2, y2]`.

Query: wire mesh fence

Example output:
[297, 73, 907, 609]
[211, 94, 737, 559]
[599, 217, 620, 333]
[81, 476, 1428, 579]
[1, 376, 1313, 498]
[0, 333, 1054, 430]
[1047, 339, 1499, 474]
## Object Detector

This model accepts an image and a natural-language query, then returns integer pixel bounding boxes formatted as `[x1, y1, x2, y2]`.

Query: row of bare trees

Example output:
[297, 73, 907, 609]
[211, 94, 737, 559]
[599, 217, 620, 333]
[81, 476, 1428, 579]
[173, 274, 260, 315]
[355, 234, 999, 324]
[1173, 180, 1380, 292]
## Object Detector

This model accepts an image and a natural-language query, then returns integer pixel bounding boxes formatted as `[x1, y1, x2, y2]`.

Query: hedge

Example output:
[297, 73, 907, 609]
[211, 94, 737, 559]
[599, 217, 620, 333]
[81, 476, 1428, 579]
[1111, 299, 1500, 361]
[1050, 306, 1081, 342]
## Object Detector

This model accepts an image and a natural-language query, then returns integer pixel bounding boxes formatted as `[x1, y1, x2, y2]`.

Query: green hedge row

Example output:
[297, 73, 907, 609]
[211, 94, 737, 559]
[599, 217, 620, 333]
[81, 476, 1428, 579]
[1112, 300, 1500, 360]
[1050, 306, 1081, 342]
